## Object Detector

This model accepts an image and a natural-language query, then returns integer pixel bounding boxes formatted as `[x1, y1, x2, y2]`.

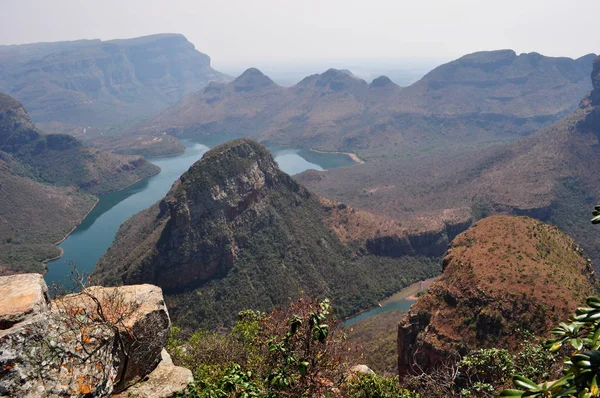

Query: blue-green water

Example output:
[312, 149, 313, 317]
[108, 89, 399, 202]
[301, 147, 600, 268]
[44, 140, 355, 288]
[343, 297, 416, 327]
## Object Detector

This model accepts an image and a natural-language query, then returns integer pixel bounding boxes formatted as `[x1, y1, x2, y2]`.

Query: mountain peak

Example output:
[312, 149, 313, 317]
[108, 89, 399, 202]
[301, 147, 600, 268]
[0, 94, 25, 112]
[233, 68, 276, 91]
[370, 76, 395, 88]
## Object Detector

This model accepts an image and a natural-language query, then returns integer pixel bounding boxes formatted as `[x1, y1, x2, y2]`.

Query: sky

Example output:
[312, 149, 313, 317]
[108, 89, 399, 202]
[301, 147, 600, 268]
[1, 0, 599, 75]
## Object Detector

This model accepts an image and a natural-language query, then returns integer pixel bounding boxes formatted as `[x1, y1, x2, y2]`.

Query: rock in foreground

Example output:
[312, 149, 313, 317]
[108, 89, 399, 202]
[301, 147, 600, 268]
[0, 275, 190, 397]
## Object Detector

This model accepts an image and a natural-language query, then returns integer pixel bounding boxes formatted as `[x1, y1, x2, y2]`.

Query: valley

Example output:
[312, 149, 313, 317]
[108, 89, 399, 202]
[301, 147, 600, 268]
[45, 138, 356, 289]
[0, 9, 599, 394]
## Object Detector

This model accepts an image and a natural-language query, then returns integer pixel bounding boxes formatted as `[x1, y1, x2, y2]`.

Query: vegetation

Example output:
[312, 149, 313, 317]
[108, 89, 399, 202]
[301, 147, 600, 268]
[0, 93, 159, 273]
[171, 297, 349, 397]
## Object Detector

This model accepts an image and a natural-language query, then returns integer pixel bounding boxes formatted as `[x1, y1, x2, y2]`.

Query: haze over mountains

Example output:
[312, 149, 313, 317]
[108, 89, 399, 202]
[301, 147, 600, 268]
[129, 50, 595, 159]
[0, 34, 229, 144]
[298, 55, 600, 267]
[0, 94, 158, 274]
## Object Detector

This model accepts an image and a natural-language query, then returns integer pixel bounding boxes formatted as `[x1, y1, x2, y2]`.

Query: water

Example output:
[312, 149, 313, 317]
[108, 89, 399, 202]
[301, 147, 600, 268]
[343, 297, 416, 327]
[44, 139, 355, 288]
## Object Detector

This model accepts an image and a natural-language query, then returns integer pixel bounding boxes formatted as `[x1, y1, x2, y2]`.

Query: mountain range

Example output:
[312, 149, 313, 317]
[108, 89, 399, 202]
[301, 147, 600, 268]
[0, 34, 229, 155]
[126, 50, 596, 158]
[0, 93, 159, 274]
[297, 55, 600, 267]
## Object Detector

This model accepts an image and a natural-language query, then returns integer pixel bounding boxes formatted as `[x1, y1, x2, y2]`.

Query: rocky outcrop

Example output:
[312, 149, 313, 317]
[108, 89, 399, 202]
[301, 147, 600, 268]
[112, 350, 193, 398]
[0, 274, 190, 397]
[398, 216, 598, 377]
[0, 274, 49, 329]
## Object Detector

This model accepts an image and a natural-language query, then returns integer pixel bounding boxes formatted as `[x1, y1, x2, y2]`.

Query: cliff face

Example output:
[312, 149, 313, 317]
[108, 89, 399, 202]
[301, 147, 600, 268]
[0, 34, 229, 136]
[397, 216, 598, 376]
[93, 139, 440, 329]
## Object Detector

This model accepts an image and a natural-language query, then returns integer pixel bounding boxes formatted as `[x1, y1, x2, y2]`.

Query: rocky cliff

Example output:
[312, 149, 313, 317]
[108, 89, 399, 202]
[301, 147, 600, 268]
[92, 139, 440, 329]
[0, 273, 192, 397]
[0, 33, 229, 154]
[397, 216, 598, 376]
[0, 94, 159, 274]
[128, 50, 595, 159]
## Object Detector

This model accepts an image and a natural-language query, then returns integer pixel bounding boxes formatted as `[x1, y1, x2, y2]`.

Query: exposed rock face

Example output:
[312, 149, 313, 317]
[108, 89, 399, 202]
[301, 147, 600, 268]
[112, 350, 193, 398]
[0, 274, 49, 329]
[93, 139, 439, 329]
[0, 34, 230, 136]
[397, 216, 598, 377]
[0, 275, 186, 397]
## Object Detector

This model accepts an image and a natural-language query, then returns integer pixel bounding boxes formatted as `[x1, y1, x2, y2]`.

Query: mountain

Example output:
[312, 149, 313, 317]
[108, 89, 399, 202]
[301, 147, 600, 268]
[397, 216, 598, 376]
[0, 94, 159, 274]
[127, 50, 595, 158]
[297, 55, 600, 267]
[0, 34, 230, 154]
[91, 138, 440, 330]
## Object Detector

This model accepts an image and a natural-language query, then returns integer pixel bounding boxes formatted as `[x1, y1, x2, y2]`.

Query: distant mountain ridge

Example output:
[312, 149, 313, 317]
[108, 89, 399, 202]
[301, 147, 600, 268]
[127, 50, 595, 158]
[297, 54, 600, 267]
[0, 34, 230, 148]
[92, 138, 440, 330]
[0, 93, 159, 274]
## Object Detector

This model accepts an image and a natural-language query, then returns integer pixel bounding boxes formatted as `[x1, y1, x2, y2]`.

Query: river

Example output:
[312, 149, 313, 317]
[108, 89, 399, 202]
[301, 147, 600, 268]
[44, 139, 355, 289]
[343, 276, 440, 326]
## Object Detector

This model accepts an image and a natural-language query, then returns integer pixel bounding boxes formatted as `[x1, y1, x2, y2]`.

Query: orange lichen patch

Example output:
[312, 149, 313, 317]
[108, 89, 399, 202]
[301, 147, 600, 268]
[76, 376, 92, 394]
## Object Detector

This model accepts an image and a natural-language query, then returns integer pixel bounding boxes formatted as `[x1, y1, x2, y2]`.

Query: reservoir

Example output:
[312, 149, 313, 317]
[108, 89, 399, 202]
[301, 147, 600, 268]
[45, 139, 355, 289]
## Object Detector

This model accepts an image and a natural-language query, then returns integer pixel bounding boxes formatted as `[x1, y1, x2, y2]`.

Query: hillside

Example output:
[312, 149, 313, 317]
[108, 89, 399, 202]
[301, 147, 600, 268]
[0, 94, 159, 274]
[127, 50, 595, 158]
[397, 216, 598, 376]
[0, 94, 159, 194]
[92, 139, 440, 330]
[0, 34, 229, 154]
[298, 54, 600, 267]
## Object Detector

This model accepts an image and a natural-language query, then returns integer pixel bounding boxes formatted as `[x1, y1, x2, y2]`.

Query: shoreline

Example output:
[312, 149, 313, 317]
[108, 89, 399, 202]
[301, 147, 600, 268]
[342, 275, 441, 324]
[309, 148, 365, 164]
[44, 168, 161, 266]
[52, 197, 100, 247]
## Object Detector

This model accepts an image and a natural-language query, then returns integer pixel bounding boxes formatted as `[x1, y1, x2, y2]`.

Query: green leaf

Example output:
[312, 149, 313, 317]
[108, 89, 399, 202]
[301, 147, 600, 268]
[499, 389, 525, 397]
[513, 375, 541, 392]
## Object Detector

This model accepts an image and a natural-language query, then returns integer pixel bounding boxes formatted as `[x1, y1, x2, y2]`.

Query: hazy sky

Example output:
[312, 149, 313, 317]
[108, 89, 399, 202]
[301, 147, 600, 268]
[1, 0, 599, 71]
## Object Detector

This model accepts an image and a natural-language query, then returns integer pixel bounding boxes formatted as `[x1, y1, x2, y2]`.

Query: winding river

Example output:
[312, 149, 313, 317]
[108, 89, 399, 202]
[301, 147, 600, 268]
[44, 139, 355, 288]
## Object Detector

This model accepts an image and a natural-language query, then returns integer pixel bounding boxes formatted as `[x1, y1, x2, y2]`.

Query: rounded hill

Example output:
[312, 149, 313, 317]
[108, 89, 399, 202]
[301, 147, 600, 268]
[398, 215, 598, 375]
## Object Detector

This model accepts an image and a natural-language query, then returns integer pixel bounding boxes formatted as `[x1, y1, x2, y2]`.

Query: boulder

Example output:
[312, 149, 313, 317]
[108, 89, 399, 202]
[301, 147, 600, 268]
[57, 284, 172, 390]
[0, 273, 49, 330]
[0, 275, 177, 397]
[112, 350, 193, 398]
